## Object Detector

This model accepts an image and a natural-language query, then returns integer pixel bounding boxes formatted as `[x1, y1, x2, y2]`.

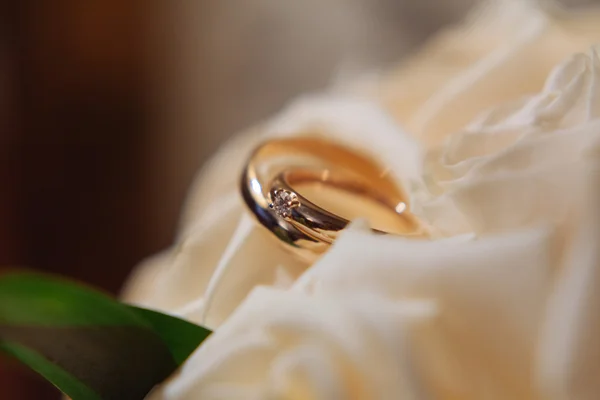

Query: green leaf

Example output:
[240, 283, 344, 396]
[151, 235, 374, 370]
[1, 341, 103, 400]
[128, 306, 211, 366]
[0, 272, 211, 400]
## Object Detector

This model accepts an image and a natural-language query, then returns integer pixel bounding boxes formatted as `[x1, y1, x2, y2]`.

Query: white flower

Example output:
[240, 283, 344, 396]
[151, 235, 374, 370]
[124, 1, 600, 399]
[413, 47, 600, 236]
[124, 97, 422, 328]
[153, 288, 435, 400]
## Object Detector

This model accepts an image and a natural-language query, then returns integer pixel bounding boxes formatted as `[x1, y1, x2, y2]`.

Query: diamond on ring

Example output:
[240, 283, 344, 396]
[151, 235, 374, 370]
[269, 189, 300, 219]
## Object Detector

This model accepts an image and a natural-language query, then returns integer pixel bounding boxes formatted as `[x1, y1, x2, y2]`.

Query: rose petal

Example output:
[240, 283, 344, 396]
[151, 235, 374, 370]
[296, 221, 557, 398]
[383, 3, 600, 146]
[537, 167, 600, 400]
[148, 288, 435, 400]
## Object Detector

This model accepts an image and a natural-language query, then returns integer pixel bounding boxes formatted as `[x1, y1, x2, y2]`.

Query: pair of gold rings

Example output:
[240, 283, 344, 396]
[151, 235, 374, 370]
[241, 137, 422, 262]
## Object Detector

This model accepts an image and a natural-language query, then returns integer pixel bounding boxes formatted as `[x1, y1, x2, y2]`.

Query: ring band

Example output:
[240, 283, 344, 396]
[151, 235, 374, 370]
[241, 137, 421, 262]
[269, 168, 413, 241]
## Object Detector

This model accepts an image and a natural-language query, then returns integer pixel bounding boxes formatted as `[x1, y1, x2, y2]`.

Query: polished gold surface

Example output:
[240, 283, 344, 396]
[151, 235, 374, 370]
[240, 137, 422, 262]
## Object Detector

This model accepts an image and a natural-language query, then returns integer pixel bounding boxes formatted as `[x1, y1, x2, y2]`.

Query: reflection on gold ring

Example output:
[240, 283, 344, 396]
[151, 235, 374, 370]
[240, 137, 424, 262]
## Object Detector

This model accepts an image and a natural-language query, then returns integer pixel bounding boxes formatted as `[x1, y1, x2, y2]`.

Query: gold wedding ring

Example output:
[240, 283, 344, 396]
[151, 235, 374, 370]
[240, 137, 421, 262]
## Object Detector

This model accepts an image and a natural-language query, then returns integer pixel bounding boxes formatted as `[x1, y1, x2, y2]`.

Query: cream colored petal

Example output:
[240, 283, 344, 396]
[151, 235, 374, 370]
[197, 214, 306, 329]
[422, 122, 593, 194]
[381, 2, 600, 146]
[296, 222, 557, 399]
[432, 47, 600, 175]
[537, 167, 600, 400]
[381, 1, 546, 132]
[456, 123, 600, 180]
[143, 195, 245, 312]
[420, 125, 598, 237]
[121, 249, 173, 307]
[416, 47, 600, 236]
[147, 288, 435, 400]
[416, 163, 584, 237]
[437, 163, 585, 235]
[121, 193, 242, 310]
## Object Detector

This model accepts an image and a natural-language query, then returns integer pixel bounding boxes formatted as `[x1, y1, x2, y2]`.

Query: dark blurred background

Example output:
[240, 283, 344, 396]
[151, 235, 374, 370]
[0, 1, 479, 398]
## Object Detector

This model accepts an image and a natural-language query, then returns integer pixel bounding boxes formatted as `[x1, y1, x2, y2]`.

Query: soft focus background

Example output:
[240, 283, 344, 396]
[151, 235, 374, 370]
[0, 0, 536, 398]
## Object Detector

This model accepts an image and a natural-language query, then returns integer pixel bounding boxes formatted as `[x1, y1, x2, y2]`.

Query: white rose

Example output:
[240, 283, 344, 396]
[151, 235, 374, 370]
[124, 96, 423, 328]
[124, 1, 600, 399]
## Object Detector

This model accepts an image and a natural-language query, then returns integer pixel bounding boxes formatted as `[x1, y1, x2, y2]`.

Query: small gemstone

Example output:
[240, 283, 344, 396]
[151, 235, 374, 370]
[270, 189, 298, 219]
